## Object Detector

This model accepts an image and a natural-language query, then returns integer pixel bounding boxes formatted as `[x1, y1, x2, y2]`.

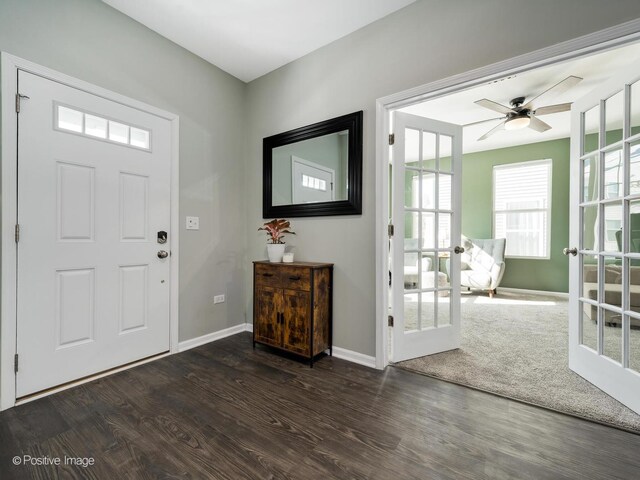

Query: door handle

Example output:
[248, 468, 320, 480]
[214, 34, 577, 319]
[157, 250, 169, 259]
[289, 276, 301, 281]
[454, 246, 465, 255]
[563, 247, 578, 256]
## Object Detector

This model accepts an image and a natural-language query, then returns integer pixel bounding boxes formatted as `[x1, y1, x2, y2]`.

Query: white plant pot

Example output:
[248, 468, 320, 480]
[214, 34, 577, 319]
[267, 243, 286, 263]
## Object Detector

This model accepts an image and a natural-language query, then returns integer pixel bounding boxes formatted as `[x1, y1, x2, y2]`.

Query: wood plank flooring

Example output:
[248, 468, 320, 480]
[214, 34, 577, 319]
[1, 332, 639, 479]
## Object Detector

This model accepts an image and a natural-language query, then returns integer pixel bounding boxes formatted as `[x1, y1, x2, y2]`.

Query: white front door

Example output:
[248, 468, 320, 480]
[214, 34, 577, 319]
[16, 71, 172, 397]
[291, 156, 335, 203]
[391, 112, 462, 362]
[569, 59, 640, 414]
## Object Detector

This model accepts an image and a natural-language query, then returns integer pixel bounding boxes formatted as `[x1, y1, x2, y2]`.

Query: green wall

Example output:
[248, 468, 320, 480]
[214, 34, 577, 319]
[461, 138, 570, 293]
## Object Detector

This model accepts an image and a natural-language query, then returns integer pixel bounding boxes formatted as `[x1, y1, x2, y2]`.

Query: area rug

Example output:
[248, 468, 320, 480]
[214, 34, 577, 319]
[395, 291, 640, 433]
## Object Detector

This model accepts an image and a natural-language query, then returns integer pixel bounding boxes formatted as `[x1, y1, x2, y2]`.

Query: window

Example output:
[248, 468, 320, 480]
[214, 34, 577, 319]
[301, 174, 327, 191]
[493, 160, 552, 258]
[55, 104, 151, 150]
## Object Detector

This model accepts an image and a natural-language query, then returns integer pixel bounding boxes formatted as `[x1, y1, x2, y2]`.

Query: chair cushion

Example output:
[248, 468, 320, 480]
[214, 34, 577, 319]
[461, 269, 491, 289]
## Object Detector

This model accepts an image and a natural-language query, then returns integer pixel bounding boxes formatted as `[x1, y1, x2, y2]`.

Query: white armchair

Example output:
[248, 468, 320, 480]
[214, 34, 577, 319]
[404, 239, 432, 287]
[458, 236, 506, 298]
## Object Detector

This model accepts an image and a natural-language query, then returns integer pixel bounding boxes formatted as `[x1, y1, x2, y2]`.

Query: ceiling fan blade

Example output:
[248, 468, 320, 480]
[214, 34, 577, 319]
[463, 116, 504, 128]
[522, 76, 583, 110]
[528, 116, 552, 133]
[474, 99, 514, 115]
[477, 120, 506, 141]
[533, 102, 572, 116]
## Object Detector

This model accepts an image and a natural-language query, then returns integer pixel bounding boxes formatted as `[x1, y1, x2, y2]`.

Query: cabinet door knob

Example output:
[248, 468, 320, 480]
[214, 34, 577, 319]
[262, 272, 273, 277]
[289, 276, 301, 280]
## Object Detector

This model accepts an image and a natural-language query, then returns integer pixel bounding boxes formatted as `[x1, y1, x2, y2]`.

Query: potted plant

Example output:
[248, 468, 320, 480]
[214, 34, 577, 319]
[258, 218, 295, 262]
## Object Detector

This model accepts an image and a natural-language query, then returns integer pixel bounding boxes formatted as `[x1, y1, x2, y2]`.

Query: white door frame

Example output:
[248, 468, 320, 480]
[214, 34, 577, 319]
[0, 53, 180, 410]
[375, 19, 640, 370]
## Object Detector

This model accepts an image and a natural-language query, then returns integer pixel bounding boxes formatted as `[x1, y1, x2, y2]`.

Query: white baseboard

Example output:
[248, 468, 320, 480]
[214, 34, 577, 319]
[498, 287, 568, 298]
[244, 322, 253, 333]
[178, 324, 247, 352]
[331, 346, 377, 369]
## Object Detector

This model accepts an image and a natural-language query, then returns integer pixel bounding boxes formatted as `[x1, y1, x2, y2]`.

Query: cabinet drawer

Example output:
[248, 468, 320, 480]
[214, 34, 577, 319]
[255, 263, 280, 286]
[280, 267, 311, 291]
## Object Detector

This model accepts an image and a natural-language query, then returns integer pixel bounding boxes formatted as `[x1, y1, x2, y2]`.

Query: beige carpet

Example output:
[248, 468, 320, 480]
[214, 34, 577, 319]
[396, 291, 640, 433]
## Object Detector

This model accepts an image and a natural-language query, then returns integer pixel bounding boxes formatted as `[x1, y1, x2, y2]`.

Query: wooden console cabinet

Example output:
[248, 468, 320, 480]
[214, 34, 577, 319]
[253, 261, 333, 366]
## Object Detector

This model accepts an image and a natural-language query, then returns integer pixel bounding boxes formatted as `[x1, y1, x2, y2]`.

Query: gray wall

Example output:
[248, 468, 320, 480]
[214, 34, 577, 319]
[0, 0, 247, 342]
[246, 0, 640, 357]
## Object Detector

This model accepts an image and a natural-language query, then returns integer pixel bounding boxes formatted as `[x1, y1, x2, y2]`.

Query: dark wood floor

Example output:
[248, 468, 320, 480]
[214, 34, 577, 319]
[1, 332, 639, 479]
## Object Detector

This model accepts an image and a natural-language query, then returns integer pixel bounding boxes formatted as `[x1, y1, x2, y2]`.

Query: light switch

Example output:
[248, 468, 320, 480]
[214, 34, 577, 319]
[186, 216, 199, 230]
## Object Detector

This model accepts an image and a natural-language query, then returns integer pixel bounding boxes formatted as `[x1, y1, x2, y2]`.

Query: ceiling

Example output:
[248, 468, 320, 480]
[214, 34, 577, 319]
[102, 0, 415, 83]
[400, 42, 640, 154]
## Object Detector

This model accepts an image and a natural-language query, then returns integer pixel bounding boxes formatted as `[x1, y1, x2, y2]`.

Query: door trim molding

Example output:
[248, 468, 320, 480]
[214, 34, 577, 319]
[0, 52, 181, 410]
[374, 18, 640, 370]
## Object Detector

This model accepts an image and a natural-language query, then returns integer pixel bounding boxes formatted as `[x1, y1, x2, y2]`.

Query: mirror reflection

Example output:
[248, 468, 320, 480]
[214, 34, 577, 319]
[272, 130, 349, 206]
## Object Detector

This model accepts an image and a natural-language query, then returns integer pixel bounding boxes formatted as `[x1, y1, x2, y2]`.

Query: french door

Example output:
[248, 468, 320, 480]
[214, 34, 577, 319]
[569, 59, 640, 413]
[16, 70, 172, 397]
[391, 112, 462, 362]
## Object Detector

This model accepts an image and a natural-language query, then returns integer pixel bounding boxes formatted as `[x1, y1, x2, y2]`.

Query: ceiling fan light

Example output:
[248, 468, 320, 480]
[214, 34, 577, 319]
[504, 115, 531, 131]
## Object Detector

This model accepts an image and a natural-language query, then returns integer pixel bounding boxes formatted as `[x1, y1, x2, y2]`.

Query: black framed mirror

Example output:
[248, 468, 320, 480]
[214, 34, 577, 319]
[263, 110, 363, 217]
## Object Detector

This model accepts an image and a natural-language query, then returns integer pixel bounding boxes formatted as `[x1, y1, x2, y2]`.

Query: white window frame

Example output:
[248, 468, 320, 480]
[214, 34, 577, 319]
[492, 159, 552, 260]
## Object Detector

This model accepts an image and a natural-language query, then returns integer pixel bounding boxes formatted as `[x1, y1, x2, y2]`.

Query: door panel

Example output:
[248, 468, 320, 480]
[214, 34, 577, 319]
[569, 59, 640, 414]
[16, 71, 172, 397]
[282, 289, 311, 355]
[254, 285, 281, 347]
[392, 112, 462, 362]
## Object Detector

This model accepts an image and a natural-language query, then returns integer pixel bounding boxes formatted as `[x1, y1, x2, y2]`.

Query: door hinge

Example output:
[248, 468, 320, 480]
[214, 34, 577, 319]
[388, 315, 394, 327]
[15, 93, 29, 114]
[14, 224, 20, 243]
[388, 133, 395, 145]
[14, 354, 18, 373]
[388, 224, 394, 237]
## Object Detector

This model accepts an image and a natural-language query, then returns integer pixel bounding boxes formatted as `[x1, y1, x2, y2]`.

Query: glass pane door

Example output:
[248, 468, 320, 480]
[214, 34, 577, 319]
[570, 61, 640, 414]
[392, 112, 461, 362]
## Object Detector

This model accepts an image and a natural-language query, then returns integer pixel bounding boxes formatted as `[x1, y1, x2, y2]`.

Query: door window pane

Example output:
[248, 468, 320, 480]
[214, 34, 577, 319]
[605, 90, 624, 146]
[404, 293, 419, 331]
[130, 128, 150, 149]
[582, 255, 598, 300]
[602, 307, 622, 365]
[437, 291, 451, 326]
[628, 200, 640, 253]
[439, 174, 452, 210]
[580, 301, 598, 351]
[603, 202, 622, 252]
[439, 135, 452, 172]
[421, 212, 435, 249]
[84, 114, 107, 139]
[630, 314, 640, 373]
[405, 128, 419, 165]
[631, 80, 640, 137]
[582, 205, 598, 251]
[583, 156, 599, 202]
[630, 141, 640, 195]
[583, 105, 600, 154]
[406, 169, 420, 208]
[603, 149, 623, 199]
[57, 106, 83, 133]
[109, 121, 129, 144]
[438, 213, 451, 249]
[421, 131, 436, 170]
[420, 291, 435, 330]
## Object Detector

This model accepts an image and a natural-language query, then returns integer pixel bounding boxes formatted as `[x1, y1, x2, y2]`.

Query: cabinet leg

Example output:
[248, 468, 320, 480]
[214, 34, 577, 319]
[310, 357, 314, 368]
[330, 346, 333, 357]
[252, 341, 256, 350]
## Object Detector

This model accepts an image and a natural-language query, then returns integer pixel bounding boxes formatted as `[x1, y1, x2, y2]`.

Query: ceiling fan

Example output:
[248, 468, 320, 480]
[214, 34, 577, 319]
[471, 75, 583, 141]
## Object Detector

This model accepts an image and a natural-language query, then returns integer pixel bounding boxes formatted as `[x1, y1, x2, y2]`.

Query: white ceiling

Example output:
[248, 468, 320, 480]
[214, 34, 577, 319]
[401, 42, 640, 154]
[102, 0, 415, 83]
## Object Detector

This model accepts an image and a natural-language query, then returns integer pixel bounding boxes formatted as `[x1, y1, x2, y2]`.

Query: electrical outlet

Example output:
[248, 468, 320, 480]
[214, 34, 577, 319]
[214, 294, 225, 304]
[186, 216, 199, 230]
